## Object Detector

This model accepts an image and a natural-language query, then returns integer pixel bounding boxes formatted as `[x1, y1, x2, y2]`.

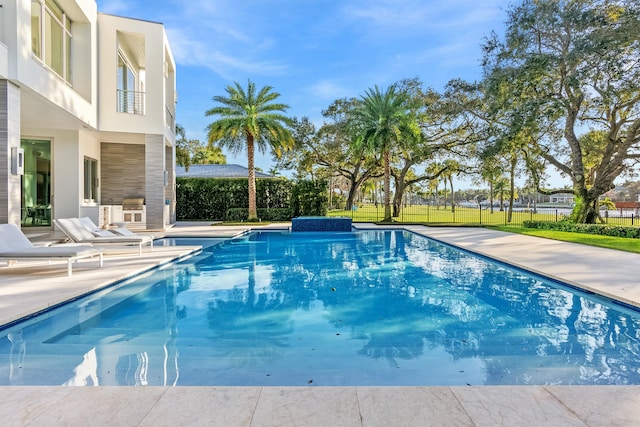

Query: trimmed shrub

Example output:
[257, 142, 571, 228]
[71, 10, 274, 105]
[177, 177, 329, 221]
[291, 179, 328, 217]
[176, 177, 293, 220]
[225, 208, 292, 222]
[523, 220, 640, 238]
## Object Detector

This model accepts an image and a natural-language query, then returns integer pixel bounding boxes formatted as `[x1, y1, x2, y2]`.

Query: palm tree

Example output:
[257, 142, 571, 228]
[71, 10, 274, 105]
[354, 85, 417, 222]
[205, 80, 294, 221]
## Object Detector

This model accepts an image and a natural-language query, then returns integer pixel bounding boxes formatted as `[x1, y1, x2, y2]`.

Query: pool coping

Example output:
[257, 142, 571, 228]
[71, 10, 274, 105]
[1, 223, 640, 426]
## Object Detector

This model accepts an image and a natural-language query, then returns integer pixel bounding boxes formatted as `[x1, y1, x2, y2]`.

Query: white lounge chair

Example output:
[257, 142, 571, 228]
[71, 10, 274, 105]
[78, 217, 155, 240]
[0, 224, 103, 276]
[54, 217, 154, 256]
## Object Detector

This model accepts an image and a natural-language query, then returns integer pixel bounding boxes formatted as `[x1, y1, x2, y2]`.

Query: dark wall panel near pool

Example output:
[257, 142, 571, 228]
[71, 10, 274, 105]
[291, 216, 352, 232]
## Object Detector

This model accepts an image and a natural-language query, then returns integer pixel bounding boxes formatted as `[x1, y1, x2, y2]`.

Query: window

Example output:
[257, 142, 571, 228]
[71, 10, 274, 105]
[84, 157, 98, 203]
[117, 52, 145, 114]
[31, 0, 72, 82]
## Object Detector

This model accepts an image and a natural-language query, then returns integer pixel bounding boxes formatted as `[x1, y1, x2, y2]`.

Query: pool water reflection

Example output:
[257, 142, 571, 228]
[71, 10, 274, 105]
[1, 230, 640, 386]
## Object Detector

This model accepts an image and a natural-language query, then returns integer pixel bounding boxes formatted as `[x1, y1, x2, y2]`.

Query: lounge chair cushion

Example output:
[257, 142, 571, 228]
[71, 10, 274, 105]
[77, 217, 116, 237]
[110, 227, 135, 236]
[0, 225, 101, 258]
[0, 247, 100, 258]
[0, 224, 104, 276]
[54, 217, 154, 256]
[57, 218, 147, 243]
[55, 218, 96, 241]
[91, 229, 116, 237]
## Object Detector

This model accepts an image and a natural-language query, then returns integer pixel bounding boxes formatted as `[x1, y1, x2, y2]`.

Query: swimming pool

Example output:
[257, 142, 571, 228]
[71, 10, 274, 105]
[1, 229, 640, 386]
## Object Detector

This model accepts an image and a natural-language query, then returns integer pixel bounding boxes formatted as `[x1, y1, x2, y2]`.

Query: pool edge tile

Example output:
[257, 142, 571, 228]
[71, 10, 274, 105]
[544, 385, 640, 426]
[357, 386, 474, 427]
[0, 387, 73, 426]
[451, 386, 586, 426]
[26, 386, 168, 427]
[140, 386, 261, 427]
[252, 386, 360, 427]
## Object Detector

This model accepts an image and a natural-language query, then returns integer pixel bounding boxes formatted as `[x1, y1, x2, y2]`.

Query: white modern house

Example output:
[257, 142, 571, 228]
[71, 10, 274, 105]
[0, 0, 177, 231]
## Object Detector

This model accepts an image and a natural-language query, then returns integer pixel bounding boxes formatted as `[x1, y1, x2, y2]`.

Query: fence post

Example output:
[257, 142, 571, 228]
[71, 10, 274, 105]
[555, 209, 558, 222]
[633, 214, 635, 226]
[479, 206, 482, 225]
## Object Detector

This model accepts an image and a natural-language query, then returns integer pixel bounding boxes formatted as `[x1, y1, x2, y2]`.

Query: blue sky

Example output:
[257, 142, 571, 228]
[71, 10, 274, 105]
[97, 0, 526, 183]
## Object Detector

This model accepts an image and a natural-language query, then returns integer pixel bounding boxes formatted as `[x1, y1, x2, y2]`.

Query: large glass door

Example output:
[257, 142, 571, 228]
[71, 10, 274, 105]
[20, 139, 52, 227]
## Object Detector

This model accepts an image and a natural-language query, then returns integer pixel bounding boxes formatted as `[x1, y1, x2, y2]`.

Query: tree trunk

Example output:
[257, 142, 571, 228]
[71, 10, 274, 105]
[374, 181, 379, 207]
[345, 185, 358, 211]
[393, 179, 405, 218]
[443, 180, 448, 209]
[383, 149, 392, 221]
[247, 134, 258, 221]
[448, 176, 455, 213]
[489, 180, 494, 214]
[507, 156, 516, 223]
[572, 186, 599, 224]
[392, 163, 412, 218]
[345, 169, 368, 211]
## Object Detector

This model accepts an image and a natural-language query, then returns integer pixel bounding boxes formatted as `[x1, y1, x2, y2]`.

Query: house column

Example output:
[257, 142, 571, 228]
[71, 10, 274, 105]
[165, 144, 175, 224]
[0, 80, 21, 225]
[145, 133, 166, 230]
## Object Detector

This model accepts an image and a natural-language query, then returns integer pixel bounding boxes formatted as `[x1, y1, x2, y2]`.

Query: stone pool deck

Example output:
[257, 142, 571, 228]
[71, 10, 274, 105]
[1, 222, 639, 426]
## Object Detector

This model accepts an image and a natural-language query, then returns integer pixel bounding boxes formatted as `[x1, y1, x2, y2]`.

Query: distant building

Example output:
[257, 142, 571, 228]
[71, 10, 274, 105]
[176, 164, 276, 179]
[549, 193, 574, 204]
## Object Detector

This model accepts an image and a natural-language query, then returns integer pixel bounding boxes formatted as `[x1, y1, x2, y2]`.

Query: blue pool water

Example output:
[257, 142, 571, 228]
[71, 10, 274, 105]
[1, 230, 640, 386]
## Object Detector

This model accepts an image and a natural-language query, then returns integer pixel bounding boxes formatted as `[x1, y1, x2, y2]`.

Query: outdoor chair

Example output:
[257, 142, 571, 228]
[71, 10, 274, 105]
[0, 224, 103, 276]
[54, 218, 154, 256]
[78, 217, 155, 240]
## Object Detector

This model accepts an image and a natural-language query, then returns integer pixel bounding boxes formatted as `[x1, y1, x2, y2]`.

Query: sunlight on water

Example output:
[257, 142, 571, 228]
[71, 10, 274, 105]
[1, 230, 640, 386]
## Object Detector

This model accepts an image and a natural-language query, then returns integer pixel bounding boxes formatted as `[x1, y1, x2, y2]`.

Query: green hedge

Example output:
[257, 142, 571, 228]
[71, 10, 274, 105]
[291, 179, 329, 217]
[523, 220, 640, 238]
[176, 178, 294, 221]
[176, 177, 328, 221]
[225, 208, 292, 222]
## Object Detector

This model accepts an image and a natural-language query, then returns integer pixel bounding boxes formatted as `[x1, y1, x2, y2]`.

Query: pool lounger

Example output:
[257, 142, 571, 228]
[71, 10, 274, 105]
[54, 217, 153, 256]
[0, 224, 104, 276]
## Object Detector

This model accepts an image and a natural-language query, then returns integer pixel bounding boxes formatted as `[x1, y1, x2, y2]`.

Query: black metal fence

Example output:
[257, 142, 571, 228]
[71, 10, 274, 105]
[328, 204, 639, 227]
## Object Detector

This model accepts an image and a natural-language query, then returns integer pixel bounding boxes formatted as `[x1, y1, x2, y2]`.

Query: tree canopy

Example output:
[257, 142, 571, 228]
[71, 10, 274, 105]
[205, 80, 294, 221]
[195, 0, 640, 224]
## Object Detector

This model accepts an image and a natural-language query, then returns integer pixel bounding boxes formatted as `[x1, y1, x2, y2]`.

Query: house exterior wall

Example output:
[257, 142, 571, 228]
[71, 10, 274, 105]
[100, 142, 146, 204]
[0, 81, 21, 225]
[3, 0, 97, 126]
[97, 14, 176, 138]
[145, 134, 166, 229]
[0, 1, 176, 230]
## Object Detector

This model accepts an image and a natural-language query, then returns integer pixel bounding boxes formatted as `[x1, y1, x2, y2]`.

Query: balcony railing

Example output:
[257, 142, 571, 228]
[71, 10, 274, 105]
[117, 89, 145, 115]
[166, 105, 175, 131]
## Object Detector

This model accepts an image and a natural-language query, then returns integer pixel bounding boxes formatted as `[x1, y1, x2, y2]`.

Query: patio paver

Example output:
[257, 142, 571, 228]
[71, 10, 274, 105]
[1, 223, 639, 426]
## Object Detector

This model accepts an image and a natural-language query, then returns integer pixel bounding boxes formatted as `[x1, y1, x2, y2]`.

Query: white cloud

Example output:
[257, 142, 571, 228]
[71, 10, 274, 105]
[342, 0, 506, 37]
[96, 0, 131, 15]
[306, 79, 351, 100]
[165, 17, 287, 79]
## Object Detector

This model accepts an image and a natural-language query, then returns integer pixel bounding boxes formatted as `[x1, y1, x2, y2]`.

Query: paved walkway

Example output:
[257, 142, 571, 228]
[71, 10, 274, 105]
[1, 223, 639, 426]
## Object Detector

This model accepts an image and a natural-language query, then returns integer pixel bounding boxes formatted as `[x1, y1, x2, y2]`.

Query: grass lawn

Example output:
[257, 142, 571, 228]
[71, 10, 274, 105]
[209, 206, 640, 254]
[328, 204, 638, 227]
[328, 205, 569, 225]
[492, 226, 640, 254]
